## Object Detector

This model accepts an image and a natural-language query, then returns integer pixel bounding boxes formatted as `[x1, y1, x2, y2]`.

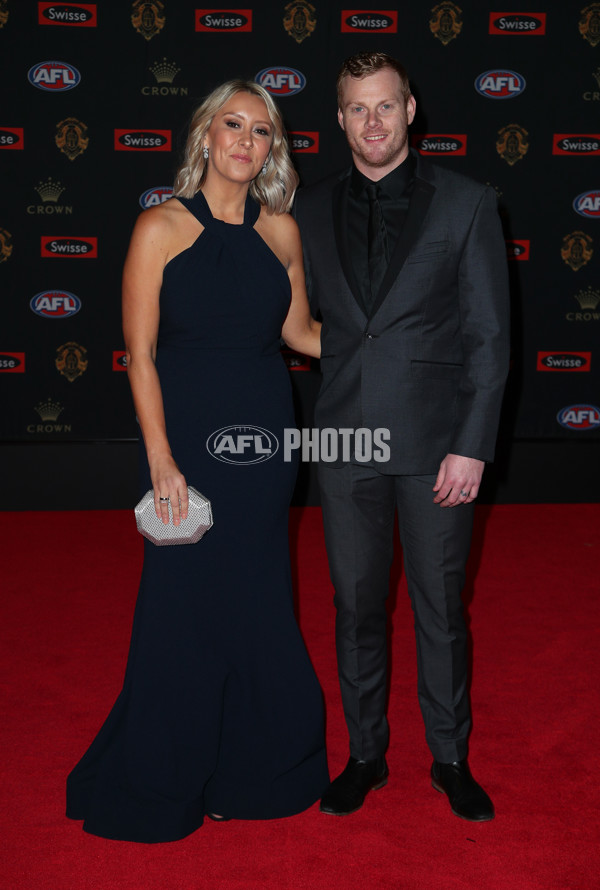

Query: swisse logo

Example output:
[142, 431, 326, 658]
[573, 191, 600, 218]
[195, 9, 252, 31]
[506, 239, 530, 260]
[28, 61, 81, 92]
[0, 352, 25, 373]
[139, 186, 173, 208]
[41, 236, 98, 257]
[282, 348, 310, 371]
[113, 351, 127, 371]
[411, 134, 467, 155]
[537, 352, 591, 372]
[341, 10, 397, 32]
[553, 135, 600, 156]
[475, 70, 525, 99]
[489, 13, 546, 34]
[0, 127, 24, 149]
[114, 129, 172, 151]
[30, 290, 81, 318]
[289, 131, 319, 153]
[256, 67, 305, 97]
[207, 425, 279, 464]
[557, 404, 600, 430]
[38, 2, 98, 26]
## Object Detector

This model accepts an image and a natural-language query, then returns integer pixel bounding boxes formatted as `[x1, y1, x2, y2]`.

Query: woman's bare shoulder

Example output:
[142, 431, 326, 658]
[134, 197, 189, 236]
[259, 206, 298, 235]
[129, 198, 202, 265]
[258, 207, 301, 257]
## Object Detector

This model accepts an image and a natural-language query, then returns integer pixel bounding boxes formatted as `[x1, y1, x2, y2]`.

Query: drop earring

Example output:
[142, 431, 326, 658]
[203, 145, 209, 160]
[262, 158, 268, 175]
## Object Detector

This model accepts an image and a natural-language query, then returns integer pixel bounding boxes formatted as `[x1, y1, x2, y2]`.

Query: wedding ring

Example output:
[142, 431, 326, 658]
[459, 490, 468, 497]
[159, 496, 169, 502]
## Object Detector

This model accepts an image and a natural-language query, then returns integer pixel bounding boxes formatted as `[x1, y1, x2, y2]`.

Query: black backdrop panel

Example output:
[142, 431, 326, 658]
[1, 1, 599, 443]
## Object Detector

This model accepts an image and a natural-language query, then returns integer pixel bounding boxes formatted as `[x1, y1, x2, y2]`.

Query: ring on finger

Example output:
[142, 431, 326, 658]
[159, 496, 169, 502]
[459, 490, 469, 498]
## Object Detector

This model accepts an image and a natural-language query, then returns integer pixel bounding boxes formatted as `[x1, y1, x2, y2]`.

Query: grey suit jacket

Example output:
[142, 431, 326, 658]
[294, 151, 510, 475]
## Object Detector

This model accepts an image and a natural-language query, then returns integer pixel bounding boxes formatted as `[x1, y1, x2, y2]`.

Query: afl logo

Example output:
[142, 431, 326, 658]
[557, 404, 600, 430]
[30, 290, 81, 318]
[256, 67, 305, 97]
[28, 61, 81, 92]
[206, 425, 279, 464]
[139, 186, 173, 208]
[474, 70, 525, 99]
[573, 191, 600, 218]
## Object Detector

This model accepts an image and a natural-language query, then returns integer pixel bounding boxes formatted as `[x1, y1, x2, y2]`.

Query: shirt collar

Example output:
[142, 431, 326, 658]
[350, 151, 416, 200]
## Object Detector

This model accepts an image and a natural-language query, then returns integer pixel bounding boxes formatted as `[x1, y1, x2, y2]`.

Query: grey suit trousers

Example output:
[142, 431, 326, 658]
[318, 462, 474, 764]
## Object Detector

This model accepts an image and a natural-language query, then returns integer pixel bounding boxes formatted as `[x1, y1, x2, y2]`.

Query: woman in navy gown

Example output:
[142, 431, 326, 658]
[66, 80, 328, 842]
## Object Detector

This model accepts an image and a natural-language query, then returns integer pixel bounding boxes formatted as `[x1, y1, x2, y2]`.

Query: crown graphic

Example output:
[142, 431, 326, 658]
[35, 178, 65, 203]
[593, 67, 600, 88]
[34, 398, 63, 422]
[149, 58, 180, 83]
[574, 285, 600, 310]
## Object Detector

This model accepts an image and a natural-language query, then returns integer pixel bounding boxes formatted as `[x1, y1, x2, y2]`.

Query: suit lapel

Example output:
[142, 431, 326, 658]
[332, 174, 369, 318]
[368, 173, 436, 319]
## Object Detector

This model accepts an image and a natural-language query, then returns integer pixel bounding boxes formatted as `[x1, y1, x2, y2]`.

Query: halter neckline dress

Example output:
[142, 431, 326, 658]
[66, 189, 328, 843]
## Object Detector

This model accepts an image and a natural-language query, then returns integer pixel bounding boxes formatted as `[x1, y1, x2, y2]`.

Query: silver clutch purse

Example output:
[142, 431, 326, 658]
[134, 486, 213, 546]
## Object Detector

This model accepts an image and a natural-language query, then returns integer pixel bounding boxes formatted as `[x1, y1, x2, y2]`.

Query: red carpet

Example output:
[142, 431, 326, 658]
[1, 504, 598, 889]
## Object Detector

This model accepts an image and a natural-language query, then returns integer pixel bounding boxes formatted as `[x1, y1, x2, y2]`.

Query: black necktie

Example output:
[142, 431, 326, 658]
[366, 182, 387, 301]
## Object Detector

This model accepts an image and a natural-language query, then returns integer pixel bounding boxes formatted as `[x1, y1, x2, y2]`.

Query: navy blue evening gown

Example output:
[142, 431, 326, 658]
[66, 191, 329, 842]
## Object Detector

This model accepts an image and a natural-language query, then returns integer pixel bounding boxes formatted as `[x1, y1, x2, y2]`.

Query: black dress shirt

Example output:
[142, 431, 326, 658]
[347, 152, 416, 313]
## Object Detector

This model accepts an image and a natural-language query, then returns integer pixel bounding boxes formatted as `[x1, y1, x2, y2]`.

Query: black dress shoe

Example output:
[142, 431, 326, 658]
[431, 760, 494, 822]
[320, 756, 389, 815]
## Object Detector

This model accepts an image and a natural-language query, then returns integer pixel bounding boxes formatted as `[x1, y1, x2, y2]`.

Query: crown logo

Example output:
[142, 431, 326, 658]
[35, 177, 65, 203]
[149, 57, 180, 83]
[34, 398, 63, 422]
[593, 67, 600, 88]
[484, 181, 503, 200]
[573, 285, 600, 310]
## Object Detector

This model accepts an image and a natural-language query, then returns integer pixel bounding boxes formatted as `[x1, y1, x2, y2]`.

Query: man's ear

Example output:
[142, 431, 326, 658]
[337, 108, 345, 131]
[406, 95, 416, 126]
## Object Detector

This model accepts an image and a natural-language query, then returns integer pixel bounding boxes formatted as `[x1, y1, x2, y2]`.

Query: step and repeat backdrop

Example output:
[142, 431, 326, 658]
[1, 1, 599, 443]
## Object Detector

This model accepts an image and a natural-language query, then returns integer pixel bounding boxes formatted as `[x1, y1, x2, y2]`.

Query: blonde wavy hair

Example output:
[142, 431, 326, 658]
[173, 80, 298, 213]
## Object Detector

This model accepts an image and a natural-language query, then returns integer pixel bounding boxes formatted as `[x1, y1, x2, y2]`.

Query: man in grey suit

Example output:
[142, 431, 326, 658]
[294, 52, 510, 821]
